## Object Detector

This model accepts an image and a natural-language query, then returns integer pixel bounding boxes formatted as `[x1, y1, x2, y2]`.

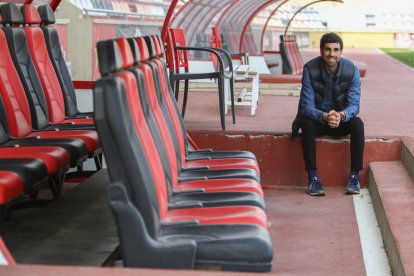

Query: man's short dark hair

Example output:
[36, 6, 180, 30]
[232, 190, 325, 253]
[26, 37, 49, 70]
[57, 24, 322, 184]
[320, 32, 343, 50]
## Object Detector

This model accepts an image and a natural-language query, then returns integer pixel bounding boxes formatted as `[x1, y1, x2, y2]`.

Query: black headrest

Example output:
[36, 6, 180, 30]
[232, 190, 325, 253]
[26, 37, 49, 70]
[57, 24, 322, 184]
[127, 38, 141, 65]
[96, 39, 123, 76]
[38, 5, 55, 25]
[144, 36, 156, 59]
[0, 3, 23, 25]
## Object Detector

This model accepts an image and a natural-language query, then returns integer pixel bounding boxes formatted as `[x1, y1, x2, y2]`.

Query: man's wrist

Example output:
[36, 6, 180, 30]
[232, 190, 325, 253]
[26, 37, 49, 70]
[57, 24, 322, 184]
[321, 113, 328, 123]
[339, 112, 346, 122]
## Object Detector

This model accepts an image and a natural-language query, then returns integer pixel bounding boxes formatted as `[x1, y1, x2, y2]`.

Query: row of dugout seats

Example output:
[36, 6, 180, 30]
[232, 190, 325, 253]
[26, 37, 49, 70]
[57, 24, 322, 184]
[94, 35, 273, 271]
[0, 3, 101, 215]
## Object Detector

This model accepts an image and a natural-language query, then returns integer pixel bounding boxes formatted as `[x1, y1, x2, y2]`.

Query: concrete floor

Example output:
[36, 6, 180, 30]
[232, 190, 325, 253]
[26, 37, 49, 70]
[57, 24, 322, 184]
[1, 186, 368, 276]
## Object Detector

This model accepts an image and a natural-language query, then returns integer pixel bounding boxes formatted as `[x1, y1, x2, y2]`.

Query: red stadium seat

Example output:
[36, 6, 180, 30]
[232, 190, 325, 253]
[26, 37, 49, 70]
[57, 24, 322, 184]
[20, 4, 94, 126]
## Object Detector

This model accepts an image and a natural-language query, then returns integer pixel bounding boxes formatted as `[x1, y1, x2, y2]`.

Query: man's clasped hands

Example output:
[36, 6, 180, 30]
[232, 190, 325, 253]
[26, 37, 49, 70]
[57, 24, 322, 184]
[322, 110, 344, 128]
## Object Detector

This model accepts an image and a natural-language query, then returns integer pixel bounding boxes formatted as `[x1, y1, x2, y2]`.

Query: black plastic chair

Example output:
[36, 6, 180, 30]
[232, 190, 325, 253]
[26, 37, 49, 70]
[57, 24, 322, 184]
[166, 28, 235, 130]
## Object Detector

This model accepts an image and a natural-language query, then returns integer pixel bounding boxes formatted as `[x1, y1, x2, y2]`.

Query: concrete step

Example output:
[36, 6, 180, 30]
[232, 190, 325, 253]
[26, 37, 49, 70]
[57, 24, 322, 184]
[401, 137, 414, 182]
[184, 81, 301, 96]
[368, 161, 414, 276]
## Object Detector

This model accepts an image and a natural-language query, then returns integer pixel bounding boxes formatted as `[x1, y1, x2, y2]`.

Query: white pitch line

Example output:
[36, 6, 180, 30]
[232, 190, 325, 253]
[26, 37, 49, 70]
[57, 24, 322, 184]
[353, 189, 391, 276]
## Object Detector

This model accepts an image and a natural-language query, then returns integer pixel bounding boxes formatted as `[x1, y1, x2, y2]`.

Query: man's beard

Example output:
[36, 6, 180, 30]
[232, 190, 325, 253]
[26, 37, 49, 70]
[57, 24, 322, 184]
[324, 58, 338, 71]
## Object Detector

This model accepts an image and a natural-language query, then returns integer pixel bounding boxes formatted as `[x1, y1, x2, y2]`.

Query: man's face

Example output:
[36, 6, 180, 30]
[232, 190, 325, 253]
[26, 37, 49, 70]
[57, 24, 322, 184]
[320, 42, 342, 71]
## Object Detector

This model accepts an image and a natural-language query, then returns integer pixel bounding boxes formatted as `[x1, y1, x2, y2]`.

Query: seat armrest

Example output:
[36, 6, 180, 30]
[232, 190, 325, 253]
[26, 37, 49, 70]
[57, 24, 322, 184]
[168, 202, 204, 209]
[160, 220, 200, 227]
[175, 46, 225, 73]
[190, 149, 213, 153]
[211, 47, 233, 72]
[173, 189, 205, 194]
[181, 166, 210, 172]
[178, 176, 208, 182]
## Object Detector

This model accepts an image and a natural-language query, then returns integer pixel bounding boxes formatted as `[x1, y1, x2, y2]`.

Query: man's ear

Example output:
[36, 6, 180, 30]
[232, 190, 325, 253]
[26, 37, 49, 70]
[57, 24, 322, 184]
[320, 48, 323, 55]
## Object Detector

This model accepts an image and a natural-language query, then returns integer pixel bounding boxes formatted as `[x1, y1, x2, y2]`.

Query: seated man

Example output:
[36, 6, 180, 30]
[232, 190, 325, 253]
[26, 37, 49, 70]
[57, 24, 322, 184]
[292, 32, 365, 196]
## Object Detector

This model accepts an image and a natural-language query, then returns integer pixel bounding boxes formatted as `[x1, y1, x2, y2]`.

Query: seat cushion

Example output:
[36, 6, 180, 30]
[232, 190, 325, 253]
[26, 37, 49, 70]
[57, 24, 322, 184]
[0, 158, 48, 192]
[175, 178, 263, 197]
[4, 138, 87, 168]
[187, 150, 257, 161]
[164, 205, 268, 229]
[183, 158, 260, 173]
[0, 146, 69, 174]
[179, 168, 260, 182]
[160, 223, 273, 272]
[62, 117, 95, 125]
[170, 191, 265, 209]
[28, 130, 100, 153]
[0, 171, 23, 204]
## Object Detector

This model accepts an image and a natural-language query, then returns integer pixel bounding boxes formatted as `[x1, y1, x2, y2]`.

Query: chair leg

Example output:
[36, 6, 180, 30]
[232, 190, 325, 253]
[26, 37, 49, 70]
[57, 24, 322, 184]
[218, 75, 225, 130]
[94, 153, 102, 170]
[182, 79, 189, 118]
[174, 80, 180, 101]
[229, 77, 236, 124]
[169, 72, 174, 94]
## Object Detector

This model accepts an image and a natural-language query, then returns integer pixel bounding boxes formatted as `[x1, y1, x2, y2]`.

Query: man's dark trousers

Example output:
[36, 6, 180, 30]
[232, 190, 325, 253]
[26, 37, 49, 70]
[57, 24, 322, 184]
[300, 116, 365, 171]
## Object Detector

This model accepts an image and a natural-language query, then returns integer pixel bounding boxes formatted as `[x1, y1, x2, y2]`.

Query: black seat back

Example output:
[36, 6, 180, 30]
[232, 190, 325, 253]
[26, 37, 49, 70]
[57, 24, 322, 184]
[38, 5, 79, 119]
[95, 40, 163, 238]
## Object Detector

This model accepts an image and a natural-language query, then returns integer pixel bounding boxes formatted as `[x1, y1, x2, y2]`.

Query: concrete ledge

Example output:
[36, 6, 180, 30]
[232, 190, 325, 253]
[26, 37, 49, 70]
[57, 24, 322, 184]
[189, 131, 401, 187]
[401, 137, 414, 182]
[369, 161, 414, 276]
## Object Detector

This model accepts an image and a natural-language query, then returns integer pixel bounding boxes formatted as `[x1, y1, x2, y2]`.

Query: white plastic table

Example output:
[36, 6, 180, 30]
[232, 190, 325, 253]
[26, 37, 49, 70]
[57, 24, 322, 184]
[225, 65, 259, 116]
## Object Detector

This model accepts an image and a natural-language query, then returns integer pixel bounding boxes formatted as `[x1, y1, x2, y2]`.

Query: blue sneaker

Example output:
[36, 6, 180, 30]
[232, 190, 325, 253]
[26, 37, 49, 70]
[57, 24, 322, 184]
[308, 177, 325, 196]
[345, 175, 360, 194]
